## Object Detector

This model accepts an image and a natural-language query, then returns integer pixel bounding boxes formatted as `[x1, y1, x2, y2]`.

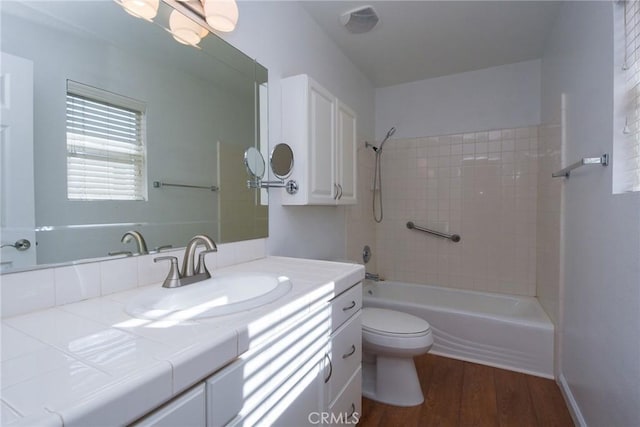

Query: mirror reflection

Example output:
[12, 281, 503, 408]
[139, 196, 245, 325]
[244, 147, 266, 180]
[0, 1, 268, 272]
[270, 143, 295, 179]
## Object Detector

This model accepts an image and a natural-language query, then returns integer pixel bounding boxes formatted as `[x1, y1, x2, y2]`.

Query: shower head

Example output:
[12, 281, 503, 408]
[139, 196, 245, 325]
[377, 127, 396, 152]
[365, 127, 397, 153]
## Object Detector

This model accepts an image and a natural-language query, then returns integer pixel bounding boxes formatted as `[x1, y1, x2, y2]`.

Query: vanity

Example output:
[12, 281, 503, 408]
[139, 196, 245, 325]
[1, 253, 364, 426]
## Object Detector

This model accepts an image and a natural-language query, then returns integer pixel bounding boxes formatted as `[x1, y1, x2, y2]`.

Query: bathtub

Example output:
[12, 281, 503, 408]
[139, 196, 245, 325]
[363, 281, 554, 378]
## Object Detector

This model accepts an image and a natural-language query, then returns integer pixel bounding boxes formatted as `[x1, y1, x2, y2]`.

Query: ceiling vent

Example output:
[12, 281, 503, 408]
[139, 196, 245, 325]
[340, 6, 379, 34]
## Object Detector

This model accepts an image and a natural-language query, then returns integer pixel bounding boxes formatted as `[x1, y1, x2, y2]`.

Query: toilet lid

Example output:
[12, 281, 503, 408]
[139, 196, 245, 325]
[362, 307, 430, 335]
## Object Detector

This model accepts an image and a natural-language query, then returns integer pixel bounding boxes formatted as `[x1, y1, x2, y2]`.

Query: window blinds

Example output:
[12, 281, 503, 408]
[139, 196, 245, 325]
[624, 0, 640, 192]
[66, 81, 146, 200]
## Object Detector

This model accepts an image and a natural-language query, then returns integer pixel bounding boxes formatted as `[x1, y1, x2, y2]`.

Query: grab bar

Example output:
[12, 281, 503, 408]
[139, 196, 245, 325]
[153, 181, 219, 192]
[406, 221, 461, 242]
[552, 154, 608, 178]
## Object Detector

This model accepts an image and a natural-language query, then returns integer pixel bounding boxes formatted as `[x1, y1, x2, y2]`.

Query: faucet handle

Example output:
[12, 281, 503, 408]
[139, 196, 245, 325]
[154, 245, 173, 253]
[195, 249, 216, 276]
[154, 256, 182, 288]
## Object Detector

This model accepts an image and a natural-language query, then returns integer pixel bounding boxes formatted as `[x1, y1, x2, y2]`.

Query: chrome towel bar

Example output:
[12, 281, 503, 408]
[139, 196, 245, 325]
[153, 181, 219, 191]
[406, 221, 461, 242]
[552, 154, 608, 178]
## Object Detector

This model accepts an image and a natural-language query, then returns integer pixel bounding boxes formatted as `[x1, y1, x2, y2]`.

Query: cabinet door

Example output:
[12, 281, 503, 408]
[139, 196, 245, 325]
[336, 101, 357, 205]
[308, 81, 337, 204]
[132, 384, 206, 427]
[256, 356, 324, 427]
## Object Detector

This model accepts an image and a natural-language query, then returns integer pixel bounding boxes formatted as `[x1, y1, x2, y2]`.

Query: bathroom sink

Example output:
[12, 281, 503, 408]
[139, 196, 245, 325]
[125, 273, 292, 320]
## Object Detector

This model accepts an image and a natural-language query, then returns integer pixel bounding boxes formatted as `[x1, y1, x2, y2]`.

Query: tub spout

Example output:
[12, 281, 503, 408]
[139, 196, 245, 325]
[365, 272, 381, 281]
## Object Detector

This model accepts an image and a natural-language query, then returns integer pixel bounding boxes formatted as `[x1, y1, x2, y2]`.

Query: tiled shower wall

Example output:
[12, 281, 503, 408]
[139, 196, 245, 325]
[370, 126, 539, 296]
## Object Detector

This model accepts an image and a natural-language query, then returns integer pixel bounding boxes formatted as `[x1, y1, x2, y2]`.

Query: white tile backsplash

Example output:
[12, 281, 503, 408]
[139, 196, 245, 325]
[0, 269, 55, 318]
[54, 264, 101, 305]
[100, 257, 138, 296]
[0, 239, 267, 318]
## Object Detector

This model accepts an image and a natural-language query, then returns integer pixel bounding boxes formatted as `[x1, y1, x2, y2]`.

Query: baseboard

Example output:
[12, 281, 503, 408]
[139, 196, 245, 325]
[557, 373, 587, 427]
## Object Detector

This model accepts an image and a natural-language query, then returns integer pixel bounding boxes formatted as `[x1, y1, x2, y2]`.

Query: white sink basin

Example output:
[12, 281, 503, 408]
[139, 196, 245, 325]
[125, 273, 292, 320]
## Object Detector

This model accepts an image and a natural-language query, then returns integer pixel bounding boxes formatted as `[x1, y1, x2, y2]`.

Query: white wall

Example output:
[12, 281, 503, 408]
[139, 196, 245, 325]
[220, 1, 375, 260]
[541, 2, 640, 426]
[375, 60, 541, 140]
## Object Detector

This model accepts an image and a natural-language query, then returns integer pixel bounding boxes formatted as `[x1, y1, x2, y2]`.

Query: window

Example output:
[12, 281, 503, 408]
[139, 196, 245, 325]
[623, 0, 640, 192]
[66, 80, 147, 200]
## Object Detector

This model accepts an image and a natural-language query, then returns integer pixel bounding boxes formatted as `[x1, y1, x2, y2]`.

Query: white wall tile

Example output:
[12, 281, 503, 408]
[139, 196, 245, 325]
[1, 269, 55, 318]
[371, 126, 539, 296]
[100, 257, 138, 296]
[54, 263, 101, 305]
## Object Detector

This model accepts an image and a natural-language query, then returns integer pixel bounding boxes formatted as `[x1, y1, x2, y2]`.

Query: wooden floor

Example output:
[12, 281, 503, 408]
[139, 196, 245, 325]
[358, 354, 574, 427]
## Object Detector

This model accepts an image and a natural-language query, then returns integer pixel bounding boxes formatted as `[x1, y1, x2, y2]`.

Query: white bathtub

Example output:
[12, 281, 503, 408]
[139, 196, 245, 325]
[363, 281, 554, 378]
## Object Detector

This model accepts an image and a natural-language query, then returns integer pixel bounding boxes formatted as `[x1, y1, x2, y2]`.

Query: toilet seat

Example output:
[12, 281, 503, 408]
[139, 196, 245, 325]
[362, 308, 431, 337]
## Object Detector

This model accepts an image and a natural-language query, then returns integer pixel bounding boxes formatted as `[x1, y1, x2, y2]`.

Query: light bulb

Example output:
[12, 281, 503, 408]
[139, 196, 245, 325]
[169, 10, 209, 46]
[203, 0, 239, 32]
[118, 0, 159, 21]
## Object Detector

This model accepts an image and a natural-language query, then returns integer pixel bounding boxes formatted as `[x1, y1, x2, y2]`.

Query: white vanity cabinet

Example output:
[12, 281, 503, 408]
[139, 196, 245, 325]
[323, 283, 362, 425]
[132, 281, 362, 427]
[281, 74, 357, 205]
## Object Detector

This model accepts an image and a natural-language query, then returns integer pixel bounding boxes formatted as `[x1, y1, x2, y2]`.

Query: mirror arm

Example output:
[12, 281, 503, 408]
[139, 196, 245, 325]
[247, 179, 298, 194]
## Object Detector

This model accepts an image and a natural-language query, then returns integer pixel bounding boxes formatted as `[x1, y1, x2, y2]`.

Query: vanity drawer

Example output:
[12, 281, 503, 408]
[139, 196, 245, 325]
[330, 282, 362, 331]
[328, 367, 362, 426]
[326, 311, 361, 403]
[132, 383, 206, 427]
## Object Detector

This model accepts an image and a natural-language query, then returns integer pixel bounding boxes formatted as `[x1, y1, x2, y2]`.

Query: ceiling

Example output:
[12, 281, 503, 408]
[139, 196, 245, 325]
[301, 1, 561, 88]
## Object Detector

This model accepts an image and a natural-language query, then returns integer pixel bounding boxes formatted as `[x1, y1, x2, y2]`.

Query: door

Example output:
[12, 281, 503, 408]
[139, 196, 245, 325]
[336, 101, 357, 205]
[0, 52, 36, 271]
[308, 80, 336, 204]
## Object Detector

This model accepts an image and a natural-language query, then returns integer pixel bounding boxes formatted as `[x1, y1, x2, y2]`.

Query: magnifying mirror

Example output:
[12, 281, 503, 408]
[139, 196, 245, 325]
[244, 147, 266, 180]
[270, 143, 294, 179]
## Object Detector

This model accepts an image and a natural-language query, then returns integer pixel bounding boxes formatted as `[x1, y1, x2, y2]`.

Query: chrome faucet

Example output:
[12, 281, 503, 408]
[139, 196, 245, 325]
[121, 230, 148, 255]
[154, 234, 217, 288]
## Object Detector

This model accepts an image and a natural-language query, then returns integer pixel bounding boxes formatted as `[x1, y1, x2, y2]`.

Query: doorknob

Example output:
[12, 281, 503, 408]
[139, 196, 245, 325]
[0, 239, 31, 251]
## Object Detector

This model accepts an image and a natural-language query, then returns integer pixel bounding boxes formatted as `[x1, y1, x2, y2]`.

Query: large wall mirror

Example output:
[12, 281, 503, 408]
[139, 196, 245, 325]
[0, 0, 268, 272]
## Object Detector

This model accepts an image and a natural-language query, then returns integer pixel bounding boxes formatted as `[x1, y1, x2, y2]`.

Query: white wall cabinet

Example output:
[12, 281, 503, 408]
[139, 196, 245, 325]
[281, 74, 357, 205]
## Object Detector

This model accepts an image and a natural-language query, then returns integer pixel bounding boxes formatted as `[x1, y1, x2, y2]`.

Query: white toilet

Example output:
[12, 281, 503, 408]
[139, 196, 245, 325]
[361, 307, 433, 406]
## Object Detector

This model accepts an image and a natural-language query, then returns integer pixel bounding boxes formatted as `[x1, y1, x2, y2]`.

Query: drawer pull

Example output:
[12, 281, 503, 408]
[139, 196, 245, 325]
[347, 403, 356, 419]
[342, 301, 356, 311]
[324, 353, 333, 383]
[342, 345, 357, 359]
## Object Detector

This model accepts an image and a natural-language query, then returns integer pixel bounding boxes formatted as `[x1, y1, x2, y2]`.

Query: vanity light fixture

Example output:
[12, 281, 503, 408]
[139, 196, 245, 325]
[169, 10, 209, 46]
[116, 0, 160, 21]
[203, 0, 239, 32]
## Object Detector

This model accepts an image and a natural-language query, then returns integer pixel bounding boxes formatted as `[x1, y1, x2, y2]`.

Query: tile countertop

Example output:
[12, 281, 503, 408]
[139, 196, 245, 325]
[0, 256, 364, 426]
